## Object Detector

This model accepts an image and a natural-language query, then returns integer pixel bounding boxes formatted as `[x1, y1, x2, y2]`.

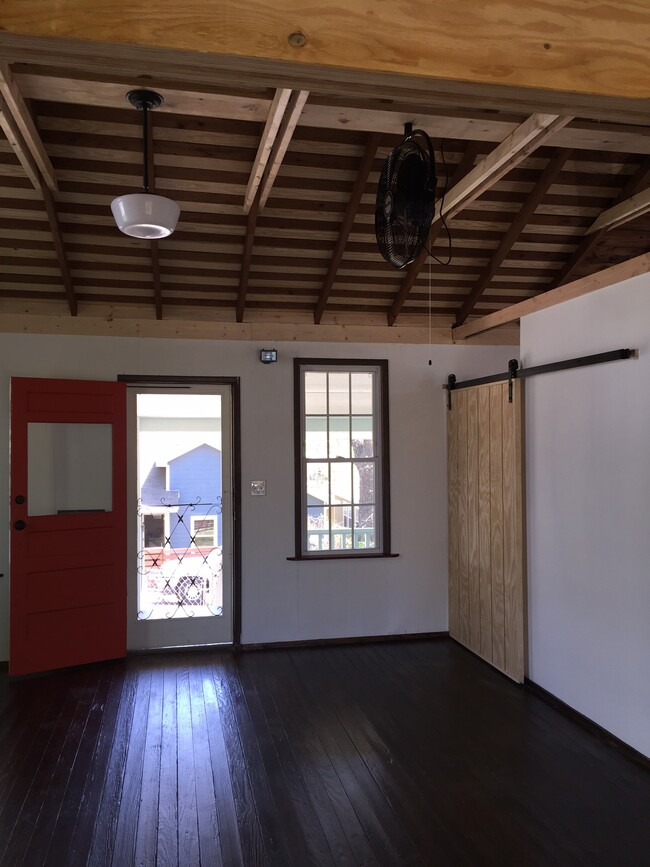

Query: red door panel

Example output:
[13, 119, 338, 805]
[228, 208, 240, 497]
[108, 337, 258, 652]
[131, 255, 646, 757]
[10, 377, 127, 676]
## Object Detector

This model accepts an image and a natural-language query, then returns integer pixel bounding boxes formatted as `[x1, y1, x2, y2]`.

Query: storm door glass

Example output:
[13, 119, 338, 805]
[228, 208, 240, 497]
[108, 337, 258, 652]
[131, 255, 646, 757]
[136, 394, 223, 621]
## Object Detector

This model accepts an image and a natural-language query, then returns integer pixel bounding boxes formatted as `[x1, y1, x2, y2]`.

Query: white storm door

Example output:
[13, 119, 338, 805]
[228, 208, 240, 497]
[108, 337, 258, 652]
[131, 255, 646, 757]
[126, 384, 234, 650]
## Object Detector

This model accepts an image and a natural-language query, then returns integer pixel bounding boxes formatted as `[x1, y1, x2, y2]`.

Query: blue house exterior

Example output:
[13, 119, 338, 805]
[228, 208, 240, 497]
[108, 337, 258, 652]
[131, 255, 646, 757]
[168, 443, 222, 547]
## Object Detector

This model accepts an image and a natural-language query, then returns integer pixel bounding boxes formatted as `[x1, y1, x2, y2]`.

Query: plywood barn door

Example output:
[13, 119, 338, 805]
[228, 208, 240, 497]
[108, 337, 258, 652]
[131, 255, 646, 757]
[447, 380, 526, 682]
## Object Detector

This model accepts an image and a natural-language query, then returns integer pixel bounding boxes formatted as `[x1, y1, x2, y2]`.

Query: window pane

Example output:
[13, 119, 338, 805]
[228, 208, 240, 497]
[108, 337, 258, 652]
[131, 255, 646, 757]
[354, 505, 376, 549]
[306, 462, 329, 504]
[353, 461, 375, 505]
[28, 422, 113, 516]
[351, 373, 373, 414]
[329, 416, 350, 459]
[331, 529, 352, 549]
[308, 506, 329, 550]
[193, 518, 214, 547]
[305, 416, 327, 458]
[328, 372, 349, 414]
[331, 462, 352, 505]
[305, 372, 327, 414]
[351, 416, 374, 457]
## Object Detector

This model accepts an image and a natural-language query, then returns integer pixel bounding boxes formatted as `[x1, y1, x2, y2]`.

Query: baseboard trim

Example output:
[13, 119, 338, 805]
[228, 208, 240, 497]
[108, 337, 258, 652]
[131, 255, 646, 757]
[525, 678, 650, 772]
[242, 631, 448, 652]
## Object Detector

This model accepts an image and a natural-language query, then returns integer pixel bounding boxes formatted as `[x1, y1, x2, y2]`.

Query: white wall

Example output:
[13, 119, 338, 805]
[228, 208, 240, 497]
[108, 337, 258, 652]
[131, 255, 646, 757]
[0, 331, 515, 660]
[522, 273, 650, 758]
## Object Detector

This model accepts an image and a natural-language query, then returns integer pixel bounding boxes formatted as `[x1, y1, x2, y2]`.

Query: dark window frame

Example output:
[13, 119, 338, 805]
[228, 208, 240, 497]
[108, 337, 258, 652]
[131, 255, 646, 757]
[292, 358, 394, 561]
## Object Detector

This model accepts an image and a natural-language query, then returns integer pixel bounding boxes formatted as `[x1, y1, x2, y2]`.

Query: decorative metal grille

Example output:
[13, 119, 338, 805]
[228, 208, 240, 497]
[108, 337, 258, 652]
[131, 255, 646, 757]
[137, 496, 224, 620]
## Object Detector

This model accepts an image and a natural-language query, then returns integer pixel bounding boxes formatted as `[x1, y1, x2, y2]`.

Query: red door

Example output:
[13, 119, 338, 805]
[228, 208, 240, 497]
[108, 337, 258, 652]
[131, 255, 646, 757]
[10, 378, 127, 676]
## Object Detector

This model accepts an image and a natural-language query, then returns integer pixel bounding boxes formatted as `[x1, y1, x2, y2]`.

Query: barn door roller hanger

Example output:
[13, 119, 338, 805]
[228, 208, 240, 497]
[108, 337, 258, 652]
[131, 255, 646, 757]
[445, 348, 639, 409]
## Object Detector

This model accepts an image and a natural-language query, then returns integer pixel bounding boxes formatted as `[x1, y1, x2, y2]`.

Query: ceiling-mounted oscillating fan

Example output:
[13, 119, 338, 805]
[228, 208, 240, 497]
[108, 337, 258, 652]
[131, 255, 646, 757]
[375, 125, 437, 268]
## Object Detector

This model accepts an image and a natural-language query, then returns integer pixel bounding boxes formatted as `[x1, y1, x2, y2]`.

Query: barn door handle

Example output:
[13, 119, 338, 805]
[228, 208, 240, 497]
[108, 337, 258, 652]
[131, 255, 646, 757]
[13, 520, 26, 531]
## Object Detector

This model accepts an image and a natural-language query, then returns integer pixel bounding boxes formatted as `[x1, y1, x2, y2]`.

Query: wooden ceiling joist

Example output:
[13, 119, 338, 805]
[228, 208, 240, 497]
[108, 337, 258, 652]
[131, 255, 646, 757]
[453, 252, 650, 340]
[585, 186, 650, 235]
[550, 157, 650, 289]
[438, 114, 572, 221]
[40, 179, 77, 315]
[258, 90, 309, 208]
[0, 62, 57, 191]
[0, 92, 41, 187]
[455, 148, 573, 326]
[236, 191, 260, 322]
[243, 88, 291, 214]
[313, 132, 382, 324]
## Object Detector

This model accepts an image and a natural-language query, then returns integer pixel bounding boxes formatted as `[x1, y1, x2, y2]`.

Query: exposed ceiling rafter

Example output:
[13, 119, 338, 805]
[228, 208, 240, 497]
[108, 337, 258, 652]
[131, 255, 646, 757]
[243, 88, 292, 214]
[455, 147, 573, 326]
[585, 186, 650, 235]
[453, 252, 650, 340]
[237, 190, 260, 322]
[40, 178, 77, 316]
[550, 156, 650, 289]
[0, 61, 57, 191]
[258, 90, 309, 208]
[314, 132, 382, 324]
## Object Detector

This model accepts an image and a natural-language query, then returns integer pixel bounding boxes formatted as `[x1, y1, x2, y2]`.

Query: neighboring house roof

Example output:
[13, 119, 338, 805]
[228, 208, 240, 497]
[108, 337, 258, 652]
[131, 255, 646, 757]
[141, 464, 167, 506]
[168, 443, 221, 465]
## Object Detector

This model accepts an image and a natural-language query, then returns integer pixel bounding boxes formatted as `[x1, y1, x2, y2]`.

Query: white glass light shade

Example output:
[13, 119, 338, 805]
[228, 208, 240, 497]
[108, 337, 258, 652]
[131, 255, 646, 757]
[110, 193, 180, 239]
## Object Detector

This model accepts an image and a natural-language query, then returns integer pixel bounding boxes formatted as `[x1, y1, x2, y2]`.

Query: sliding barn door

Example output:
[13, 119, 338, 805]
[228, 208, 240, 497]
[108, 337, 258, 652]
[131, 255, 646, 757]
[447, 380, 526, 682]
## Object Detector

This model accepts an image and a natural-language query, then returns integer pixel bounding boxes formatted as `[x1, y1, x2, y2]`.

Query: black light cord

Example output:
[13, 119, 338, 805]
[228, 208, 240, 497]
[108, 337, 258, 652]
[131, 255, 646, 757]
[142, 104, 150, 193]
[425, 138, 453, 266]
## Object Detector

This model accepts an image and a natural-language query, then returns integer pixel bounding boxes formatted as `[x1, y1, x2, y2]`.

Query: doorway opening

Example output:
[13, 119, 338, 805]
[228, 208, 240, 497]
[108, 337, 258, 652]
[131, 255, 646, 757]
[123, 378, 240, 651]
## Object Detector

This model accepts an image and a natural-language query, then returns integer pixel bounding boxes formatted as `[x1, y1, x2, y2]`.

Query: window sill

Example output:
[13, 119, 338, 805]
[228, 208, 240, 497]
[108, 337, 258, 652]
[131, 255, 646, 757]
[287, 552, 399, 562]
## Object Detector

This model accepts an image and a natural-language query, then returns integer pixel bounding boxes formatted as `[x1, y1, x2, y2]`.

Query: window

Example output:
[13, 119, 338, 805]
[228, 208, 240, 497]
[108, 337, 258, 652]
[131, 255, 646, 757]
[294, 359, 391, 558]
[191, 516, 215, 547]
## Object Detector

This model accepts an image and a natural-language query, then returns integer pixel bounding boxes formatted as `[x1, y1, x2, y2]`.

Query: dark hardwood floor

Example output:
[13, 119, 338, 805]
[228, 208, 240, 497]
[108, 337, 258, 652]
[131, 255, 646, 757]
[0, 639, 648, 866]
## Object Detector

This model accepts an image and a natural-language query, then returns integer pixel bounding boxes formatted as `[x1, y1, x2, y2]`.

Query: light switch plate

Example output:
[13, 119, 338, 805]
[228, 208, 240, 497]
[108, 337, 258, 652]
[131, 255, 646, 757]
[251, 480, 266, 496]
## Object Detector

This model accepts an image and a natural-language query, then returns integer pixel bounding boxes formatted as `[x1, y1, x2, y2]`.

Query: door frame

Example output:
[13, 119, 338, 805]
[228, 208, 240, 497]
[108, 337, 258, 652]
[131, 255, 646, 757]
[118, 375, 242, 649]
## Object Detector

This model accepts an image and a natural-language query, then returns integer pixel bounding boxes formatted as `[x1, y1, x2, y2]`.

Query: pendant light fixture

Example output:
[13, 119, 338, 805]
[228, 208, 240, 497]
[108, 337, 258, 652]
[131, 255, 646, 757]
[111, 90, 180, 239]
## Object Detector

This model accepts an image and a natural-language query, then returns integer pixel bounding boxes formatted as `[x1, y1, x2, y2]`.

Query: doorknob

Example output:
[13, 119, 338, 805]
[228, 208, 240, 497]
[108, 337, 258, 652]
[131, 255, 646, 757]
[13, 520, 26, 531]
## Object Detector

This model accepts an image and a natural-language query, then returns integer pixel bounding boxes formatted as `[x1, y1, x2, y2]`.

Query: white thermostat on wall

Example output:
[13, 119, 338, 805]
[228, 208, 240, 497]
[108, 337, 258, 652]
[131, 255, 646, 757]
[251, 480, 266, 496]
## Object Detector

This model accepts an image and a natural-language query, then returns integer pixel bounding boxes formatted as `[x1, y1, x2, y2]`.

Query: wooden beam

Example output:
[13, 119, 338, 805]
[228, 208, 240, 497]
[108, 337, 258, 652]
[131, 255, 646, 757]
[0, 62, 57, 191]
[40, 179, 77, 316]
[13, 73, 650, 155]
[387, 144, 481, 326]
[313, 132, 381, 325]
[151, 241, 163, 320]
[453, 252, 650, 340]
[236, 190, 260, 322]
[455, 148, 572, 326]
[0, 92, 41, 188]
[438, 114, 572, 220]
[1, 1, 649, 101]
[550, 157, 650, 288]
[243, 88, 291, 214]
[259, 90, 309, 208]
[584, 186, 650, 235]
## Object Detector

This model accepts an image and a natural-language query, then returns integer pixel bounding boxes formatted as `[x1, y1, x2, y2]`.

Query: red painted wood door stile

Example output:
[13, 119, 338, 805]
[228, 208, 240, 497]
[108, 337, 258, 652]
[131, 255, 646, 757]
[10, 378, 127, 676]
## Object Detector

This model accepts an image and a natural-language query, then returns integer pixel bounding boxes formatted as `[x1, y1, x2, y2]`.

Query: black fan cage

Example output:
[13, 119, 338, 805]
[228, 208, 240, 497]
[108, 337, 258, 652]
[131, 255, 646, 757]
[375, 131, 437, 269]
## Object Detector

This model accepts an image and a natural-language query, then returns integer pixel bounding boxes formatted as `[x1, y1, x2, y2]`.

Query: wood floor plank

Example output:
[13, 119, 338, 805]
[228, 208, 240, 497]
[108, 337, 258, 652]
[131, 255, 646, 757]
[175, 659, 201, 867]
[156, 665, 179, 867]
[34, 663, 117, 867]
[133, 662, 164, 867]
[0, 642, 648, 867]
[214, 653, 293, 866]
[199, 659, 246, 867]
[86, 664, 138, 867]
[233, 653, 335, 866]
[187, 663, 222, 867]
